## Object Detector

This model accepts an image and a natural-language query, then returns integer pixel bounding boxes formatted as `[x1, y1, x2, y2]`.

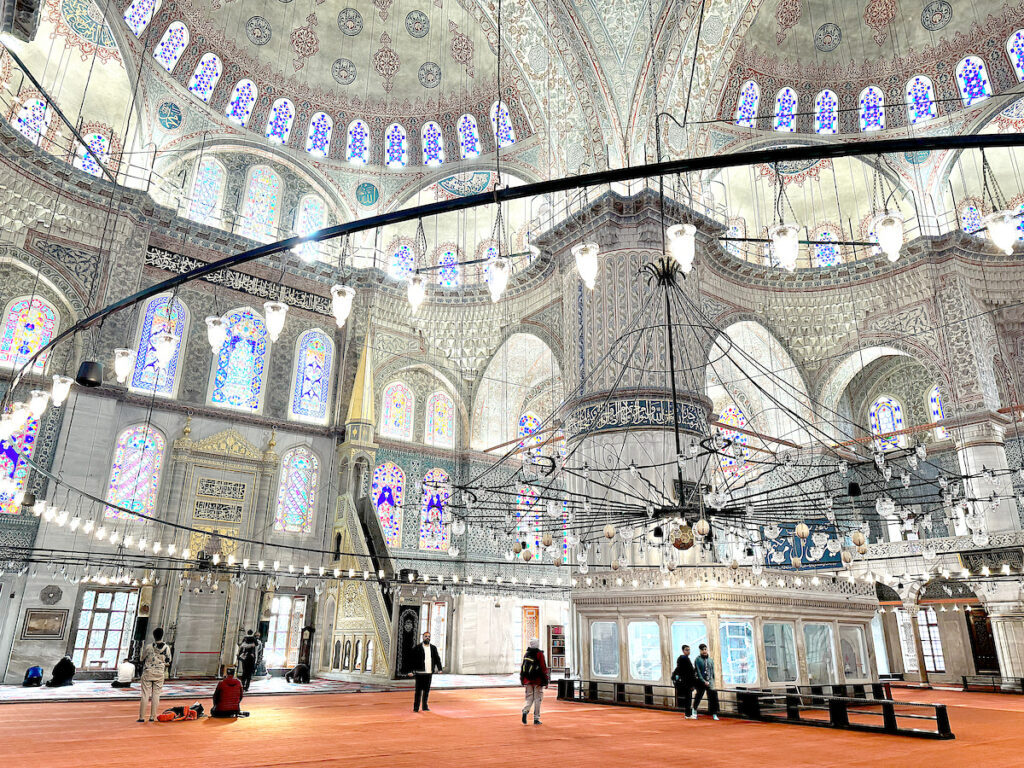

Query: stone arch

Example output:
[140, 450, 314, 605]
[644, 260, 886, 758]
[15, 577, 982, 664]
[319, 596, 336, 670]
[372, 359, 471, 449]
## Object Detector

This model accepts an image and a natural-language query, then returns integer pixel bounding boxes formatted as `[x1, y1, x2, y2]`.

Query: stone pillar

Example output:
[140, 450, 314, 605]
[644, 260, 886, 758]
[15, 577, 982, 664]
[990, 613, 1024, 678]
[955, 416, 1020, 534]
[905, 602, 930, 686]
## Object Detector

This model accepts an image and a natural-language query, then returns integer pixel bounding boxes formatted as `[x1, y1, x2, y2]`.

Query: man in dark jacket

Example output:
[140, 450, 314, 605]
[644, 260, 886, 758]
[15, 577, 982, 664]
[45, 656, 75, 687]
[211, 666, 249, 718]
[406, 631, 442, 712]
[520, 638, 550, 725]
[237, 630, 258, 692]
[671, 644, 695, 714]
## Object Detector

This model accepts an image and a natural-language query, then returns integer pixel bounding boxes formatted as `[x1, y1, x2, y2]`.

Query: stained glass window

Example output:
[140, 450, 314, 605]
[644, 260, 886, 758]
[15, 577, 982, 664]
[419, 468, 450, 551]
[437, 248, 460, 287]
[859, 86, 886, 131]
[869, 395, 905, 450]
[1007, 30, 1024, 81]
[225, 79, 258, 126]
[735, 80, 760, 128]
[515, 486, 542, 560]
[346, 120, 370, 164]
[290, 329, 333, 423]
[905, 76, 937, 124]
[187, 53, 222, 102]
[104, 425, 165, 520]
[384, 123, 407, 168]
[265, 98, 295, 144]
[130, 294, 187, 397]
[928, 385, 948, 440]
[239, 166, 281, 243]
[153, 22, 189, 73]
[305, 112, 333, 157]
[955, 56, 991, 107]
[372, 462, 405, 547]
[73, 133, 110, 177]
[481, 243, 500, 284]
[389, 242, 415, 280]
[0, 296, 58, 374]
[424, 391, 455, 448]
[293, 194, 326, 263]
[14, 98, 50, 146]
[187, 157, 225, 225]
[274, 447, 319, 534]
[0, 416, 38, 515]
[490, 101, 516, 147]
[814, 90, 838, 134]
[421, 121, 445, 166]
[210, 307, 269, 412]
[718, 404, 750, 476]
[379, 381, 414, 440]
[725, 219, 745, 257]
[773, 88, 797, 132]
[458, 114, 481, 159]
[518, 412, 543, 456]
[812, 230, 842, 267]
[960, 203, 982, 235]
[124, 0, 159, 37]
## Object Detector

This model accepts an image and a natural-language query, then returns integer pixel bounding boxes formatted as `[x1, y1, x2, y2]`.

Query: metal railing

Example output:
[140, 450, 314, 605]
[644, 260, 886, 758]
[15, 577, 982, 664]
[962, 674, 1024, 693]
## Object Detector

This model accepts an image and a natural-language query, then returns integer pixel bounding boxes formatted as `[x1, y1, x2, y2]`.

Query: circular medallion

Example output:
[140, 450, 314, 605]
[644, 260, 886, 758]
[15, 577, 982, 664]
[701, 14, 725, 46]
[526, 45, 549, 74]
[60, 0, 117, 50]
[814, 23, 842, 53]
[904, 150, 930, 165]
[246, 16, 272, 46]
[356, 182, 380, 207]
[338, 8, 363, 36]
[418, 61, 442, 89]
[776, 158, 818, 175]
[405, 10, 430, 38]
[672, 524, 695, 551]
[332, 58, 357, 85]
[39, 585, 62, 605]
[921, 1, 952, 31]
[157, 102, 183, 131]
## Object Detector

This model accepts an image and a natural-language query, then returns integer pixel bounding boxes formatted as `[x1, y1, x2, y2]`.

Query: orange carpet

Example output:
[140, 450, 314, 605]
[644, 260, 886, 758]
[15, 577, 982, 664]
[0, 686, 1020, 768]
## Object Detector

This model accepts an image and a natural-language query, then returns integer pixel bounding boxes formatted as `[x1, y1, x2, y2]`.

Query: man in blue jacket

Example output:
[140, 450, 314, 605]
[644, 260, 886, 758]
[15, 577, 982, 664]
[692, 644, 719, 720]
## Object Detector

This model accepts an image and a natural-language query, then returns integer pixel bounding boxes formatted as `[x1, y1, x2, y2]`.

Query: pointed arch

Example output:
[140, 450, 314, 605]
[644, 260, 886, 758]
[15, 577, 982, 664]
[265, 99, 295, 144]
[187, 53, 222, 102]
[239, 165, 282, 243]
[421, 121, 445, 166]
[1007, 30, 1024, 81]
[859, 86, 885, 131]
[153, 22, 189, 73]
[735, 80, 760, 128]
[14, 98, 50, 146]
[208, 307, 270, 413]
[225, 79, 258, 126]
[73, 132, 111, 177]
[955, 56, 992, 106]
[814, 90, 838, 134]
[0, 415, 38, 515]
[869, 395, 905, 450]
[419, 468, 450, 550]
[289, 328, 334, 424]
[490, 101, 515, 147]
[130, 293, 188, 398]
[372, 461, 405, 547]
[0, 295, 59, 374]
[187, 156, 226, 225]
[773, 88, 797, 132]
[457, 114, 481, 159]
[306, 112, 333, 157]
[274, 446, 319, 534]
[124, 0, 160, 37]
[104, 425, 166, 520]
[379, 381, 414, 441]
[389, 240, 415, 280]
[424, 391, 455, 448]
[384, 123, 407, 168]
[293, 194, 326, 263]
[436, 245, 460, 287]
[906, 75, 937, 124]
[346, 119, 370, 164]
[517, 412, 542, 456]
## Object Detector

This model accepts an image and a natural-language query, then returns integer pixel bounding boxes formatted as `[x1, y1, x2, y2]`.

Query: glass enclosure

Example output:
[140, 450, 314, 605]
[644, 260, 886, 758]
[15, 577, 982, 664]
[627, 621, 662, 680]
[719, 619, 757, 685]
[591, 621, 620, 677]
[763, 622, 798, 682]
[803, 622, 837, 684]
[839, 625, 869, 679]
[670, 620, 708, 659]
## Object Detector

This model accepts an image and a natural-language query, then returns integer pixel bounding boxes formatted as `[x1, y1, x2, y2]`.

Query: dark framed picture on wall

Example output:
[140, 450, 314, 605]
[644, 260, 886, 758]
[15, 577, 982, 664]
[21, 609, 69, 640]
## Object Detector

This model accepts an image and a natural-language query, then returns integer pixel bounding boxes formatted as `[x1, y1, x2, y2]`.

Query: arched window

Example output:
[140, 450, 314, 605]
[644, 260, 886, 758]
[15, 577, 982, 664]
[421, 121, 445, 166]
[436, 247, 460, 287]
[458, 114, 481, 159]
[928, 385, 948, 440]
[518, 412, 543, 456]
[1007, 30, 1024, 81]
[130, 294, 188, 397]
[265, 99, 295, 144]
[773, 88, 797, 132]
[289, 329, 333, 423]
[14, 98, 50, 146]
[0, 416, 38, 515]
[209, 307, 270, 413]
[424, 391, 455, 448]
[725, 219, 745, 258]
[187, 53, 222, 102]
[293, 194, 326, 263]
[735, 80, 760, 128]
[905, 75, 937, 124]
[73, 133, 110, 177]
[353, 639, 362, 670]
[812, 229, 842, 267]
[346, 120, 370, 164]
[0, 296, 58, 374]
[515, 486, 542, 559]
[389, 242, 415, 280]
[869, 395, 905, 450]
[124, 0, 159, 37]
[372, 461, 405, 547]
[365, 640, 374, 672]
[481, 242, 501, 283]
[306, 112, 333, 157]
[384, 123, 407, 168]
[187, 157, 226, 225]
[490, 101, 516, 147]
[153, 22, 189, 73]
[814, 90, 838, 134]
[239, 166, 281, 243]
[959, 203, 983, 235]
[955, 56, 992, 106]
[859, 86, 885, 131]
[379, 381, 414, 440]
[718, 404, 750, 476]
[419, 468, 450, 550]
[274, 447, 319, 534]
[104, 425, 165, 520]
[225, 79, 258, 126]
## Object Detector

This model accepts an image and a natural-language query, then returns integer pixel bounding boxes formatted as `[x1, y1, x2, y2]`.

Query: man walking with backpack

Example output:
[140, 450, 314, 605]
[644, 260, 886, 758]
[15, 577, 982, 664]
[520, 637, 549, 725]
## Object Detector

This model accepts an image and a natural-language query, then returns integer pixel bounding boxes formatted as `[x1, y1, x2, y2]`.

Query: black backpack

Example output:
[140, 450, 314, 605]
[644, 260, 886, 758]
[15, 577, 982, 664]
[521, 652, 539, 679]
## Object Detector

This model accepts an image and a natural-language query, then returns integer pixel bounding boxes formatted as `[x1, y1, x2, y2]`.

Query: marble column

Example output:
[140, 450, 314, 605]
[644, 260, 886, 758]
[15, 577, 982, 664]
[954, 416, 1020, 535]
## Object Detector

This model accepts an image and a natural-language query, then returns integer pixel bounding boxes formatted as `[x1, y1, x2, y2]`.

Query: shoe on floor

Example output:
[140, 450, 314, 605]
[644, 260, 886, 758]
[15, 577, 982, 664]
[522, 712, 527, 724]
[687, 714, 697, 720]
[534, 719, 542, 725]
[136, 719, 144, 723]
[422, 707, 430, 711]
[413, 709, 419, 712]
[713, 715, 719, 721]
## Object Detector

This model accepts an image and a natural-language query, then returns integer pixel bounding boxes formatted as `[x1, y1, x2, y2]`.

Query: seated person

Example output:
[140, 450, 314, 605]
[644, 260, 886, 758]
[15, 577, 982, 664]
[111, 658, 135, 688]
[211, 666, 249, 718]
[285, 663, 310, 684]
[22, 665, 43, 687]
[45, 656, 75, 687]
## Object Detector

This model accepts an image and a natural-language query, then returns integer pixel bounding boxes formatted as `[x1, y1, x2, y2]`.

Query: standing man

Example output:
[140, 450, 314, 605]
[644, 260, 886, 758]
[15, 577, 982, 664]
[237, 630, 258, 692]
[520, 637, 550, 725]
[407, 631, 442, 712]
[138, 627, 172, 722]
[671, 644, 695, 714]
[692, 643, 719, 720]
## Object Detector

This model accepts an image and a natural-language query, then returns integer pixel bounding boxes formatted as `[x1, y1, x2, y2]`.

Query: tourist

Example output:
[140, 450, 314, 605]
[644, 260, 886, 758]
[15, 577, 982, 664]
[22, 665, 43, 687]
[237, 630, 259, 692]
[519, 637, 549, 725]
[285, 662, 310, 684]
[138, 627, 172, 722]
[45, 655, 75, 687]
[692, 643, 719, 721]
[671, 644, 695, 714]
[406, 631, 442, 712]
[112, 657, 135, 688]
[211, 666, 249, 718]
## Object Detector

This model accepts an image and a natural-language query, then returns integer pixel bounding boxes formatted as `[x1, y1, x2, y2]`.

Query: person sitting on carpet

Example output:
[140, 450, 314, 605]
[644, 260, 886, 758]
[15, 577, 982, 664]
[112, 658, 135, 688]
[211, 666, 249, 718]
[285, 663, 310, 684]
[22, 665, 43, 687]
[45, 655, 75, 687]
